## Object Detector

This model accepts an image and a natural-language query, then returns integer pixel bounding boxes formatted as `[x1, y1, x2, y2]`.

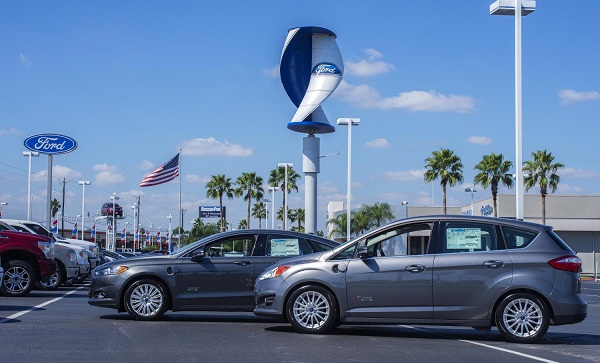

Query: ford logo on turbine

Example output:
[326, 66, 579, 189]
[24, 133, 78, 155]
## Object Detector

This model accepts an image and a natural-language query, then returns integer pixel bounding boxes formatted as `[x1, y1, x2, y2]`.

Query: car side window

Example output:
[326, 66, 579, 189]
[501, 226, 538, 249]
[365, 223, 432, 257]
[265, 235, 312, 257]
[441, 222, 498, 253]
[310, 240, 334, 252]
[206, 237, 256, 257]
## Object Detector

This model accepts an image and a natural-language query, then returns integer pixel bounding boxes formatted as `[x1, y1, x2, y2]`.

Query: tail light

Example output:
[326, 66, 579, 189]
[548, 255, 582, 273]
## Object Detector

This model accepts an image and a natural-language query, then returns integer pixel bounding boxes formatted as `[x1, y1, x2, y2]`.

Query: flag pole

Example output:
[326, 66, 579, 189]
[178, 148, 182, 250]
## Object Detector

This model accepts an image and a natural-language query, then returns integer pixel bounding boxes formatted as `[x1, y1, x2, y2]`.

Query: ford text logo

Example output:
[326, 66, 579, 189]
[312, 63, 341, 75]
[24, 134, 78, 155]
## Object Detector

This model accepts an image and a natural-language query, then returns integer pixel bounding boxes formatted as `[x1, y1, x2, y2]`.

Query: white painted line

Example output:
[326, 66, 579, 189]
[400, 325, 559, 363]
[0, 286, 85, 324]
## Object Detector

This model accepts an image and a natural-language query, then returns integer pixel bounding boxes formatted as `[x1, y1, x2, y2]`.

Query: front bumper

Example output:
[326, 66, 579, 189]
[38, 259, 57, 276]
[78, 263, 91, 276]
[66, 266, 79, 278]
[88, 275, 123, 310]
[253, 278, 288, 320]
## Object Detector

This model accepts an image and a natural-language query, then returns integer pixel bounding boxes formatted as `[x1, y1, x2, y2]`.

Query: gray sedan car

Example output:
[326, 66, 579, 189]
[254, 215, 587, 343]
[88, 229, 338, 320]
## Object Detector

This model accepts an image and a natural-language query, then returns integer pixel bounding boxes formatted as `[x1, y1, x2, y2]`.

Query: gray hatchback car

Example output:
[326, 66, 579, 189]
[88, 229, 338, 320]
[254, 215, 587, 343]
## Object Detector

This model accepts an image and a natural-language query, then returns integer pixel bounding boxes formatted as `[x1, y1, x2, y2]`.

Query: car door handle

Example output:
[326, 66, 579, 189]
[483, 260, 504, 268]
[234, 261, 252, 266]
[405, 264, 426, 273]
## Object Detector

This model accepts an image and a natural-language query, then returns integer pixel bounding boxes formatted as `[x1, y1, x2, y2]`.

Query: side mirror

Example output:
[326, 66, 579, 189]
[357, 245, 369, 259]
[190, 249, 205, 263]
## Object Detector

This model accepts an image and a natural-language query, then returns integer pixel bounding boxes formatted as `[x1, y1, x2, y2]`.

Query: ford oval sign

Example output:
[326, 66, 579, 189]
[24, 134, 78, 155]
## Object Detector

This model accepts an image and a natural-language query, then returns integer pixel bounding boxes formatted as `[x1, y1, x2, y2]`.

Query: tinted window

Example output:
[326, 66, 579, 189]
[501, 226, 538, 249]
[441, 222, 498, 253]
[266, 234, 313, 257]
[23, 222, 51, 237]
[366, 223, 432, 257]
[547, 230, 574, 252]
[310, 240, 335, 252]
[205, 236, 256, 257]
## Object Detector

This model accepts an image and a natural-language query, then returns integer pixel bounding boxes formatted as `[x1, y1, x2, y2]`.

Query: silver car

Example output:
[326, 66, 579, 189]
[254, 215, 587, 343]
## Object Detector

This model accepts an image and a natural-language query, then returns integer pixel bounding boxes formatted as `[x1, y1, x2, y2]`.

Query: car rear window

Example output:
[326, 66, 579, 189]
[501, 226, 538, 249]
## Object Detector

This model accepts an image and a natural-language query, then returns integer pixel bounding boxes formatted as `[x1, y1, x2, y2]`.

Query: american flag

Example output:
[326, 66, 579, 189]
[72, 223, 78, 239]
[52, 218, 58, 234]
[140, 153, 180, 187]
[90, 224, 96, 242]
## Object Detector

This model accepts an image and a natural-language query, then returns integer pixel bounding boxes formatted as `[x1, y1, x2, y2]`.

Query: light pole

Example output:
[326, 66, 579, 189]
[490, 0, 535, 220]
[465, 187, 478, 215]
[268, 186, 278, 229]
[109, 193, 119, 251]
[262, 199, 270, 229]
[277, 163, 293, 230]
[78, 181, 90, 240]
[402, 201, 409, 218]
[23, 151, 39, 220]
[337, 118, 360, 242]
[167, 214, 172, 253]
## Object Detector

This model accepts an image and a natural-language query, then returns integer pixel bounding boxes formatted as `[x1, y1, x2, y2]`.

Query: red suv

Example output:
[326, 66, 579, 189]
[101, 202, 123, 218]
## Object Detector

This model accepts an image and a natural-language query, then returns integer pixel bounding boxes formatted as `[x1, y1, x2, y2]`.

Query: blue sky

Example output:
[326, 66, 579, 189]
[1, 1, 599, 235]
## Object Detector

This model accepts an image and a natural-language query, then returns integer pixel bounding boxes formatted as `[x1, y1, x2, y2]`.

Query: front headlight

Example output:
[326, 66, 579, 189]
[38, 241, 55, 259]
[66, 249, 77, 262]
[258, 265, 291, 281]
[93, 265, 128, 276]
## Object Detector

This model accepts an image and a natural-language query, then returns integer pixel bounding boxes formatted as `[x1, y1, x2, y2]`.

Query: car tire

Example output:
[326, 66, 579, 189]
[495, 292, 549, 343]
[1, 260, 36, 297]
[36, 265, 64, 290]
[124, 279, 169, 321]
[286, 285, 338, 334]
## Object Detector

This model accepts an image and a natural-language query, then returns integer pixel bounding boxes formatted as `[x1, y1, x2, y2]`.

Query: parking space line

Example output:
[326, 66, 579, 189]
[400, 325, 559, 363]
[0, 286, 85, 324]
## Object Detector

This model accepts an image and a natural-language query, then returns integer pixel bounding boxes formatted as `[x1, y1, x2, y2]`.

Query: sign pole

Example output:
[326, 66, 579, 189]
[46, 154, 53, 231]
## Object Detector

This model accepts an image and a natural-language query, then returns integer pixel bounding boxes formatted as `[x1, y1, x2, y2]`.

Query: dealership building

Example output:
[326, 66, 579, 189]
[328, 195, 600, 276]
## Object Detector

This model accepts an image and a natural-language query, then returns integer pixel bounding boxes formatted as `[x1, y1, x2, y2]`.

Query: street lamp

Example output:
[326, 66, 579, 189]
[402, 201, 409, 218]
[109, 193, 119, 251]
[337, 117, 360, 242]
[268, 186, 278, 229]
[277, 163, 293, 230]
[465, 187, 478, 215]
[490, 0, 535, 220]
[262, 198, 271, 229]
[78, 181, 91, 240]
[23, 151, 39, 220]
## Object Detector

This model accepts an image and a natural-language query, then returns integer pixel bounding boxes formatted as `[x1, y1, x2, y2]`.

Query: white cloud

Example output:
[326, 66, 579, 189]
[138, 159, 154, 170]
[467, 136, 492, 145]
[264, 65, 279, 78]
[0, 127, 20, 137]
[20, 52, 32, 67]
[32, 164, 81, 182]
[561, 167, 600, 179]
[555, 183, 584, 194]
[92, 163, 125, 186]
[345, 49, 395, 77]
[559, 89, 600, 105]
[186, 174, 211, 184]
[383, 169, 425, 181]
[365, 138, 389, 148]
[335, 81, 475, 113]
[181, 137, 252, 157]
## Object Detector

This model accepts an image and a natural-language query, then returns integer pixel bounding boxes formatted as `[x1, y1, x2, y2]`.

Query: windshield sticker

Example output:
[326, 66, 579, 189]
[446, 228, 481, 249]
[270, 239, 300, 256]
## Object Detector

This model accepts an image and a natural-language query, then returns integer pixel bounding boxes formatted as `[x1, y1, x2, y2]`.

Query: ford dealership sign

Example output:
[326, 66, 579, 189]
[24, 133, 78, 155]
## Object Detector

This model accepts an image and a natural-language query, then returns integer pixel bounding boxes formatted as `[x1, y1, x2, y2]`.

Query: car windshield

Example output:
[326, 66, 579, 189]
[173, 235, 217, 255]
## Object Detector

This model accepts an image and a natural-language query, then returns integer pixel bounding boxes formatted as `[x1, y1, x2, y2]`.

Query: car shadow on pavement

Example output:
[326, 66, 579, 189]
[265, 325, 600, 345]
[99, 312, 280, 324]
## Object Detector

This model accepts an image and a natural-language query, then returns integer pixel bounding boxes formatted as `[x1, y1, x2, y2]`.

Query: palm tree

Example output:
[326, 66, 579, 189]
[523, 150, 565, 224]
[424, 148, 464, 214]
[237, 219, 248, 230]
[205, 174, 235, 231]
[268, 166, 300, 229]
[289, 208, 305, 232]
[51, 198, 61, 217]
[473, 153, 514, 217]
[276, 205, 291, 228]
[251, 202, 266, 229]
[235, 172, 264, 229]
[327, 212, 348, 240]
[362, 202, 395, 229]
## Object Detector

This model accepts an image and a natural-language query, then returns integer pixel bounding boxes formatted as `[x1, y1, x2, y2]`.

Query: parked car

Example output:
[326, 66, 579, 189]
[4, 219, 85, 289]
[254, 215, 587, 344]
[0, 221, 56, 297]
[88, 229, 339, 320]
[101, 202, 123, 218]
